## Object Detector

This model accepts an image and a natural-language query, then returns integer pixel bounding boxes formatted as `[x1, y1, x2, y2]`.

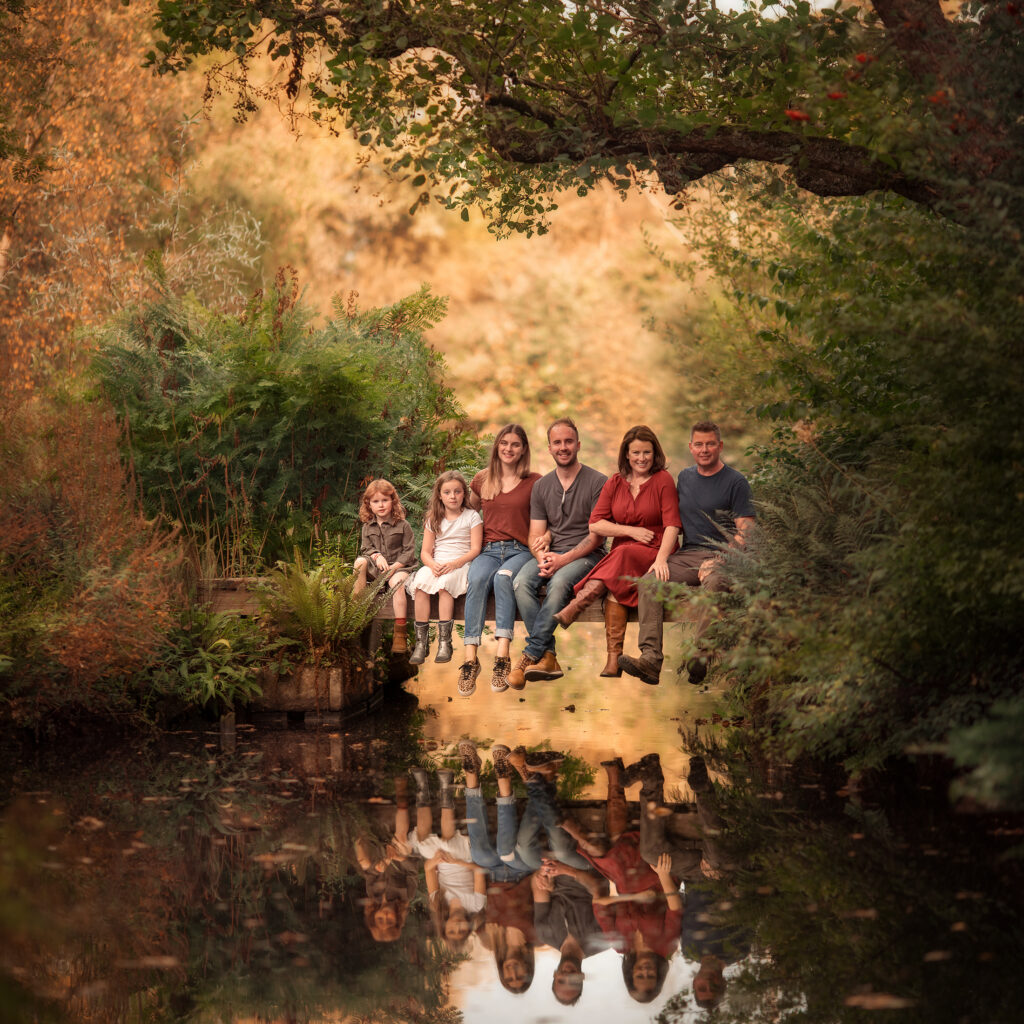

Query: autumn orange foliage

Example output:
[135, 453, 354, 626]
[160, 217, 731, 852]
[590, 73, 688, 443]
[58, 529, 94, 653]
[0, 397, 185, 708]
[0, 0, 189, 398]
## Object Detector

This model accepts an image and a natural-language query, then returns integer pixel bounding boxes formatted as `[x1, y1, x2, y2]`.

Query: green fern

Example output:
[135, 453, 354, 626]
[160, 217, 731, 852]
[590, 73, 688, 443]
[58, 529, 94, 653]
[259, 551, 390, 663]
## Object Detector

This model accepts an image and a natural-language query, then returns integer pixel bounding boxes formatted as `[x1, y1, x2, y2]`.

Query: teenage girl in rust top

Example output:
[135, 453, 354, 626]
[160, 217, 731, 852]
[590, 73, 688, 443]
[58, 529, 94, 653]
[457, 424, 540, 697]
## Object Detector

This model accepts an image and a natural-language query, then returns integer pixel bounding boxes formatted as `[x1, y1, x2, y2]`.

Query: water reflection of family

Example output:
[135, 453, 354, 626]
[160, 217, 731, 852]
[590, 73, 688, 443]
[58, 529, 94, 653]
[357, 417, 755, 693]
[353, 744, 743, 1010]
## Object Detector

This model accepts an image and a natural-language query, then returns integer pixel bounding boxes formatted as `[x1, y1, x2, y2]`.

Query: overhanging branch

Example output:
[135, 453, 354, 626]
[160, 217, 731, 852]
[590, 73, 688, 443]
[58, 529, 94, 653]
[488, 124, 940, 206]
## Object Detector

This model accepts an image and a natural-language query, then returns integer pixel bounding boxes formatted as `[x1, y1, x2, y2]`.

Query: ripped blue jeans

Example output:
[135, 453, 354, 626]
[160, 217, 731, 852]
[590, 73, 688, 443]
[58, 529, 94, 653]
[463, 540, 533, 647]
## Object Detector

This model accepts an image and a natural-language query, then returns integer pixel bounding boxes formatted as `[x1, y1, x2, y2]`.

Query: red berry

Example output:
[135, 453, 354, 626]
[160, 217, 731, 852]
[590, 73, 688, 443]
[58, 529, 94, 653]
[785, 109, 811, 121]
[827, 91, 847, 100]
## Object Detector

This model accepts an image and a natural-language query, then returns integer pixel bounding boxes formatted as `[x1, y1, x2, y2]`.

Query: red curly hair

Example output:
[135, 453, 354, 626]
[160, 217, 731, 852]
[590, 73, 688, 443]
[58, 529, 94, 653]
[358, 479, 407, 523]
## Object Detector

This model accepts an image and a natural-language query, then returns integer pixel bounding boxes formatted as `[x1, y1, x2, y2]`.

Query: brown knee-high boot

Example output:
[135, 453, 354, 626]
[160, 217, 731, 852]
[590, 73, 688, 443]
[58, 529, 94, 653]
[601, 600, 628, 677]
[553, 579, 607, 628]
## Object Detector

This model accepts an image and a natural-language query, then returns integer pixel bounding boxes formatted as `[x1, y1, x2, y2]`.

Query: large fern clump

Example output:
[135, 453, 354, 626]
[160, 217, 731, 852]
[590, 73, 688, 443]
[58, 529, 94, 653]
[89, 273, 484, 576]
[259, 553, 391, 665]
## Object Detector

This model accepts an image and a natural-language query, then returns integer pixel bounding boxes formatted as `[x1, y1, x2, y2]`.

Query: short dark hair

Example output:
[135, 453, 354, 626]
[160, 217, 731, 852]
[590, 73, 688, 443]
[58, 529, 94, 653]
[547, 417, 579, 442]
[617, 425, 667, 476]
[691, 420, 722, 442]
[552, 956, 584, 1006]
[693, 960, 727, 1008]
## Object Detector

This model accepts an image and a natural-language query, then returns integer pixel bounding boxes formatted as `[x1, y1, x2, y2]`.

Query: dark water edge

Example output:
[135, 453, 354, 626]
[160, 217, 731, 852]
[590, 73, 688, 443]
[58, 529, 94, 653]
[2, 687, 1023, 1024]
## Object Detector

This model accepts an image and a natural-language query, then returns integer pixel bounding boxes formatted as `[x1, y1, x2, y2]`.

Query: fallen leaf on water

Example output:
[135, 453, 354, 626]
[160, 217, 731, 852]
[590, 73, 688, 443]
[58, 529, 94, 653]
[844, 993, 916, 1009]
[116, 956, 181, 970]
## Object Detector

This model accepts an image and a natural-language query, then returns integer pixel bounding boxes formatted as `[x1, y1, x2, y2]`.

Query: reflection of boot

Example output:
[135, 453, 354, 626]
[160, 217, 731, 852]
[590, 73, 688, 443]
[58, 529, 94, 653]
[491, 744, 513, 779]
[508, 746, 562, 781]
[412, 768, 430, 807]
[687, 755, 711, 794]
[553, 579, 606, 628]
[685, 652, 710, 686]
[458, 739, 482, 777]
[624, 753, 664, 804]
[437, 769, 456, 810]
[602, 758, 628, 838]
[435, 620, 454, 663]
[409, 623, 430, 665]
[601, 601, 628, 677]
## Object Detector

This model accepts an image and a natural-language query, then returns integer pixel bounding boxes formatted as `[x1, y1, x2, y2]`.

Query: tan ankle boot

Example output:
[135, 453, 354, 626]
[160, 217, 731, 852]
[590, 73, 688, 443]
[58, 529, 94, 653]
[601, 601, 628, 676]
[553, 579, 607, 629]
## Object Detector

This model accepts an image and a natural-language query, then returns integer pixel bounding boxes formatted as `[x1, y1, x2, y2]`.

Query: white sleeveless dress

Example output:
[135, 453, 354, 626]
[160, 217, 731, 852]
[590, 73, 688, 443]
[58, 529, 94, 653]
[406, 508, 482, 598]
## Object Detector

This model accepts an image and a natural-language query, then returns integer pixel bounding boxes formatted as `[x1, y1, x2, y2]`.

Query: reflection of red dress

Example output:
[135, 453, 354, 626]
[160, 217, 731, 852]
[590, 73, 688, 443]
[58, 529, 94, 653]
[574, 471, 682, 607]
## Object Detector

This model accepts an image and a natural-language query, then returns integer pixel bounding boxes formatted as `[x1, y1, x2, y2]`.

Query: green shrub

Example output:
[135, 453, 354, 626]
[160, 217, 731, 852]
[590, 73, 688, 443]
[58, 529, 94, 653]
[674, 182, 1024, 796]
[90, 274, 483, 575]
[143, 608, 288, 713]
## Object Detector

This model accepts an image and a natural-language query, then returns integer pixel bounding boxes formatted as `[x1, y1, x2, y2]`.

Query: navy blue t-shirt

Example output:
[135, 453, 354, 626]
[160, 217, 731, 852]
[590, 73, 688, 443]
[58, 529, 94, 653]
[677, 464, 755, 551]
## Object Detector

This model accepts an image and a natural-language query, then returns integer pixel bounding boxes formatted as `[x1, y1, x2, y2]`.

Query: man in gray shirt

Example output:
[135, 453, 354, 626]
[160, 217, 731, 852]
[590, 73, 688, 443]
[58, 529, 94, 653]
[509, 418, 607, 689]
[619, 420, 755, 686]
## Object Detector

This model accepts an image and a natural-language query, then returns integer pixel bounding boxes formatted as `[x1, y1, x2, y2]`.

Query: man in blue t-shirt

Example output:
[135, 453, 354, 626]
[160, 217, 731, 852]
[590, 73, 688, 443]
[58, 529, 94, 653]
[619, 420, 755, 686]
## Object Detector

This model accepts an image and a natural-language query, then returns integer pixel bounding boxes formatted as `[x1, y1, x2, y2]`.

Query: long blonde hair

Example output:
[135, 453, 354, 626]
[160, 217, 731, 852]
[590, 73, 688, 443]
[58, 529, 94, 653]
[479, 424, 531, 501]
[425, 470, 470, 533]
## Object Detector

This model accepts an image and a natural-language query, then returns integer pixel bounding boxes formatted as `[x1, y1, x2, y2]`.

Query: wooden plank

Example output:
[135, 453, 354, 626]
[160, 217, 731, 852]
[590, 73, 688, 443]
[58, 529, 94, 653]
[374, 592, 699, 624]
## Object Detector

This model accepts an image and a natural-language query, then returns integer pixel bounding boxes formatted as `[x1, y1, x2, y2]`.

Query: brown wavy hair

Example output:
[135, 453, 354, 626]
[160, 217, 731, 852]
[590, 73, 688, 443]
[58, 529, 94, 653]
[358, 479, 407, 523]
[479, 424, 531, 501]
[616, 425, 667, 476]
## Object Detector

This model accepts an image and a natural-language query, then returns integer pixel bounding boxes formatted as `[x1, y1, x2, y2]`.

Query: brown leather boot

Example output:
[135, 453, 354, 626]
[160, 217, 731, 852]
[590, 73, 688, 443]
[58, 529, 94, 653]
[600, 601, 628, 677]
[391, 622, 408, 654]
[553, 579, 607, 629]
[525, 650, 564, 681]
[508, 652, 538, 691]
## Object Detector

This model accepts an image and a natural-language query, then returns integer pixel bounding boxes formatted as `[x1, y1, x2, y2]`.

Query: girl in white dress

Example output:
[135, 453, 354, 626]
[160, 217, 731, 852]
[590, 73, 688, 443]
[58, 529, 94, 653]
[407, 471, 483, 664]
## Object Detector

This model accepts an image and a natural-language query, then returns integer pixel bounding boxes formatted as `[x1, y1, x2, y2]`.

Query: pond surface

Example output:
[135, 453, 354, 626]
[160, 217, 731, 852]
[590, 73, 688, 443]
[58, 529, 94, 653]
[3, 627, 1023, 1024]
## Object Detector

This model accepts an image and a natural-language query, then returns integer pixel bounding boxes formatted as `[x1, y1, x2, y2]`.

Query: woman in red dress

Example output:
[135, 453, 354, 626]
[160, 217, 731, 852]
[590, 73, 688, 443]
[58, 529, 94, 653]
[554, 425, 680, 675]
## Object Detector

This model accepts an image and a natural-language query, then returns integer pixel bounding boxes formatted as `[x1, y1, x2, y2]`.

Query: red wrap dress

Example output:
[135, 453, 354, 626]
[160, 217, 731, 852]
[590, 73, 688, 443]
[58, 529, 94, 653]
[573, 470, 681, 607]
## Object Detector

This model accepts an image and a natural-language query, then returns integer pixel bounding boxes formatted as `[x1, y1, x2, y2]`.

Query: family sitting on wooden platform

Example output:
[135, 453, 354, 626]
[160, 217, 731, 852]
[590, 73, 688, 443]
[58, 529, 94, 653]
[353, 417, 755, 698]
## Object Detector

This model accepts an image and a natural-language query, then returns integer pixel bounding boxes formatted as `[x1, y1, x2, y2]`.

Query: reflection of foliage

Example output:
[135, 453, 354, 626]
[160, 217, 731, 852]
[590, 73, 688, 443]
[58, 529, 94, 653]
[681, 763, 1024, 1024]
[947, 700, 1024, 811]
[430, 738, 595, 801]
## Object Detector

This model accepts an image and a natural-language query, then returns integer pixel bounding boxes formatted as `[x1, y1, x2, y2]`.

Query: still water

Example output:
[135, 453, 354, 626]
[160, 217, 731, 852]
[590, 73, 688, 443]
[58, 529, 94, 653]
[3, 625, 1022, 1024]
